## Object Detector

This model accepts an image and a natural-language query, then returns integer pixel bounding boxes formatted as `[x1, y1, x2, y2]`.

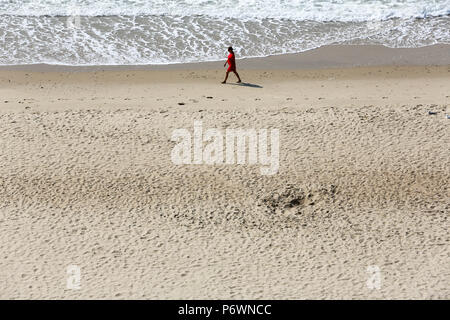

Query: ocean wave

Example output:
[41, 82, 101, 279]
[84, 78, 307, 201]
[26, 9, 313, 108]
[1, 0, 449, 22]
[0, 14, 449, 66]
[1, 1, 450, 65]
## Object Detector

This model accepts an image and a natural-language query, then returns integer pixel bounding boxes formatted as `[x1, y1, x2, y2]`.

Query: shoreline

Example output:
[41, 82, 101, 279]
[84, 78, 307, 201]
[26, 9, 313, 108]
[1, 44, 450, 72]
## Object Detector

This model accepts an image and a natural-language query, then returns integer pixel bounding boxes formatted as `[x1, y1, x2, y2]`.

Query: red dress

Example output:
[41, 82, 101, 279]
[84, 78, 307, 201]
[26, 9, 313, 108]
[227, 53, 236, 72]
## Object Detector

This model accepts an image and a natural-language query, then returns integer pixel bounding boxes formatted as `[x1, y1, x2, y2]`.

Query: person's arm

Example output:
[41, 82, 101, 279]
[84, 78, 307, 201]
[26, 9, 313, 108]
[224, 55, 230, 67]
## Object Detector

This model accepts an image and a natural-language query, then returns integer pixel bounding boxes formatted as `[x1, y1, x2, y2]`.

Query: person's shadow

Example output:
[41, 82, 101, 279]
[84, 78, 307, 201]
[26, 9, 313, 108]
[227, 82, 263, 88]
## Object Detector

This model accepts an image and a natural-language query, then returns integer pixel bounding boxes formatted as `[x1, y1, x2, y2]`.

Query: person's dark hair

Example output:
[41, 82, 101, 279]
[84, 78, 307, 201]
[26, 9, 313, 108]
[228, 46, 233, 52]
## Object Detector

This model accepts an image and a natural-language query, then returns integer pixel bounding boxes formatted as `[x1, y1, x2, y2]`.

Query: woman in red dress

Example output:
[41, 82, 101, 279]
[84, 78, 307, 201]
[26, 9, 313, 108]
[221, 46, 242, 84]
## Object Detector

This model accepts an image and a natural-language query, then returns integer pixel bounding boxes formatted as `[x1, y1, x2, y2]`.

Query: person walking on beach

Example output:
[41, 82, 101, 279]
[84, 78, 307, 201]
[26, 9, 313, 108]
[222, 46, 241, 84]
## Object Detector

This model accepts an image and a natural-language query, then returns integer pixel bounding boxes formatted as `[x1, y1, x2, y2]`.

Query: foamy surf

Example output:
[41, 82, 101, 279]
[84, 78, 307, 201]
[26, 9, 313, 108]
[0, 0, 449, 65]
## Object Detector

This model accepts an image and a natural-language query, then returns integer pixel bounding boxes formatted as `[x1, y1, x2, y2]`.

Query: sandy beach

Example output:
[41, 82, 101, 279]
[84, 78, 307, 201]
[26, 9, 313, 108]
[0, 45, 449, 299]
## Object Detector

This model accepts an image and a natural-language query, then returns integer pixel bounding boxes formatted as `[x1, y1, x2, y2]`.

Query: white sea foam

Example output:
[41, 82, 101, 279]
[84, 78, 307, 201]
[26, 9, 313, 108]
[0, 0, 449, 65]
[1, 0, 449, 21]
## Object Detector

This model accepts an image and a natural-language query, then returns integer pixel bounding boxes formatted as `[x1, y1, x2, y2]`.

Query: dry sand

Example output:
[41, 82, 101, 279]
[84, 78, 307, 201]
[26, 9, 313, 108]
[0, 45, 449, 299]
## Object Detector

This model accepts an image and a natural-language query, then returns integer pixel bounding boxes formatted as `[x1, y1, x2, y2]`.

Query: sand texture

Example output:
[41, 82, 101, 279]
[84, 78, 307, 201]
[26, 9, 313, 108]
[0, 62, 449, 299]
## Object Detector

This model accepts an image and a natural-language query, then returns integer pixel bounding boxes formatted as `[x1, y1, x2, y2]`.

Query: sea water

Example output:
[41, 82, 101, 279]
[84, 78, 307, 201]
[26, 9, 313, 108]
[0, 0, 449, 65]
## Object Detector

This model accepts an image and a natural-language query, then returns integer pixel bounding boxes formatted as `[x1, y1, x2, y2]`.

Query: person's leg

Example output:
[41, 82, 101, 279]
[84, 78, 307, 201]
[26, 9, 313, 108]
[233, 71, 242, 83]
[221, 71, 229, 84]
